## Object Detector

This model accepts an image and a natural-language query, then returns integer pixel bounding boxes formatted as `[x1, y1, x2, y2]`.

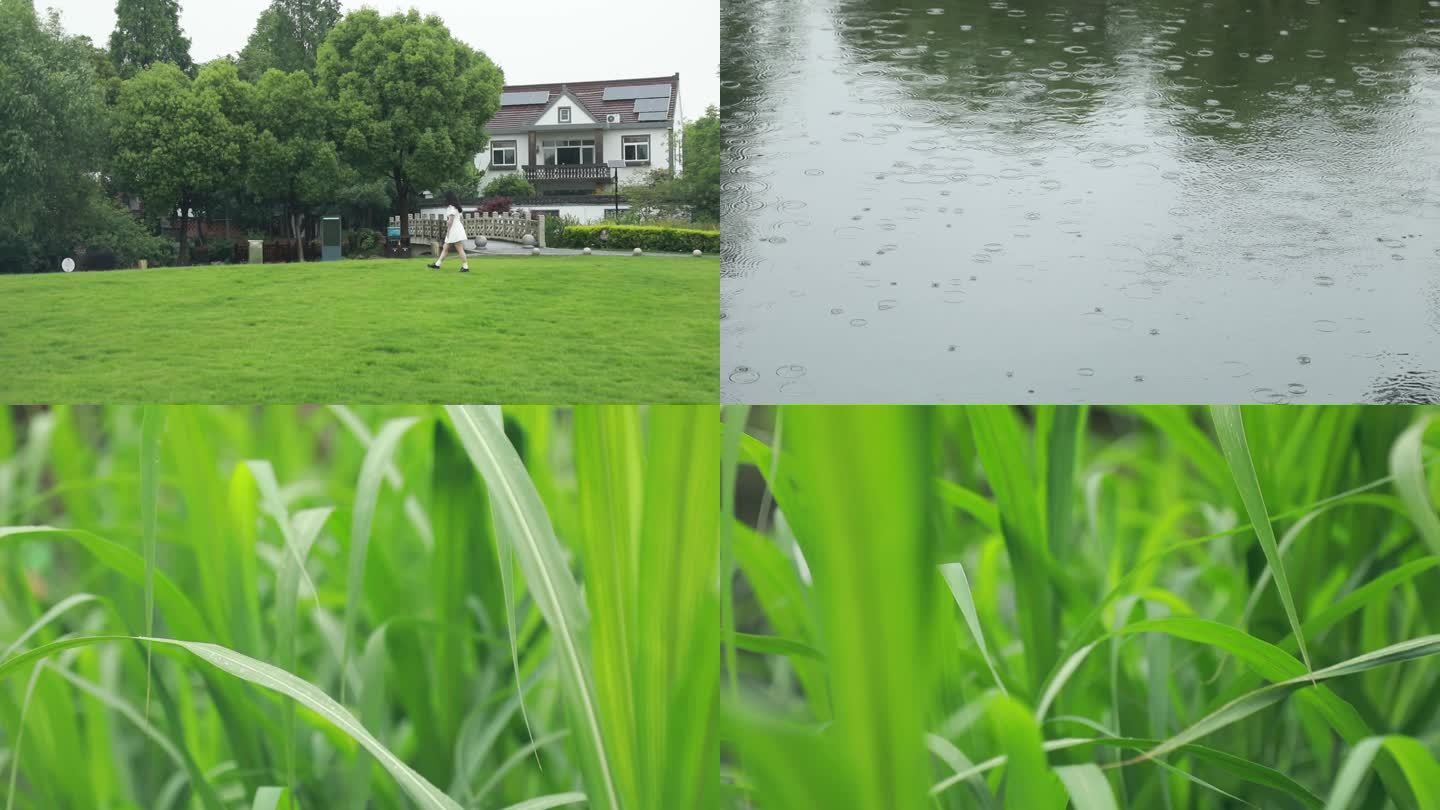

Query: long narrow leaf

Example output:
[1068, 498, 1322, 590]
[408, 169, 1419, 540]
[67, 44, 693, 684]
[443, 405, 620, 810]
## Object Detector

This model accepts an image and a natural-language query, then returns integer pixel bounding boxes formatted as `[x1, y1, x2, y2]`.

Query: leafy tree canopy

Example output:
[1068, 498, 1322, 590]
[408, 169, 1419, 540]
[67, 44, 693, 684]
[237, 0, 341, 79]
[679, 105, 719, 222]
[247, 68, 342, 258]
[0, 2, 112, 270]
[108, 0, 192, 78]
[110, 62, 246, 262]
[316, 8, 503, 239]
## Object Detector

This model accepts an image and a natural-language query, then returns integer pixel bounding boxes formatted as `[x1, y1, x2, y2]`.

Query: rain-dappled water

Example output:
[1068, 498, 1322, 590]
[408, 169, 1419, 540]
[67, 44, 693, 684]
[720, 0, 1440, 403]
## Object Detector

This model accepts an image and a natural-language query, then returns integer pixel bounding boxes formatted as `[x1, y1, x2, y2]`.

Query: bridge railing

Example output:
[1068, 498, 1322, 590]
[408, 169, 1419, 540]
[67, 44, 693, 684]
[391, 210, 546, 248]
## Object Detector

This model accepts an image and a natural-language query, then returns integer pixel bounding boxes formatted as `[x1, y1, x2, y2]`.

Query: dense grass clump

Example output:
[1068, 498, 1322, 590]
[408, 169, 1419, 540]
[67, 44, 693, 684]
[723, 405, 1440, 809]
[0, 404, 717, 810]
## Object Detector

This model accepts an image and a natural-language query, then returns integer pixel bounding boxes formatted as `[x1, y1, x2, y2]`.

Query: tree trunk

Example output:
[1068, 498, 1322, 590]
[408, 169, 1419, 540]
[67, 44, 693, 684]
[177, 194, 190, 266]
[292, 211, 305, 263]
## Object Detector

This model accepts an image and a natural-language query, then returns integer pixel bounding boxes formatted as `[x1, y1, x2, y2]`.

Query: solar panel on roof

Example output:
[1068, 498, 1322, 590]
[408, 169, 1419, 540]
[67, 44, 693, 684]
[636, 111, 668, 122]
[602, 84, 672, 101]
[501, 91, 550, 106]
[633, 97, 669, 113]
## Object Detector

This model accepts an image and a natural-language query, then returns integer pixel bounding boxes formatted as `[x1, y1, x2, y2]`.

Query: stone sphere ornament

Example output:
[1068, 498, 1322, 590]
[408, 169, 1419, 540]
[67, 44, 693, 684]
[521, 233, 536, 247]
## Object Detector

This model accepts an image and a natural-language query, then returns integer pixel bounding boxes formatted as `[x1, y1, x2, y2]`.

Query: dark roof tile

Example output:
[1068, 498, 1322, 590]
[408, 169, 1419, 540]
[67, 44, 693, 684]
[488, 74, 679, 131]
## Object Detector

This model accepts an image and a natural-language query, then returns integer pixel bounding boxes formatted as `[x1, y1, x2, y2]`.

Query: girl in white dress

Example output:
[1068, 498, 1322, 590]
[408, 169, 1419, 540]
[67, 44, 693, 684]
[429, 192, 471, 272]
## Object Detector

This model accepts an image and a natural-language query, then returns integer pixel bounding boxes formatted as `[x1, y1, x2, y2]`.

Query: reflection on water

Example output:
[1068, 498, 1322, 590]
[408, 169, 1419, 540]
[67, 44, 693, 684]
[721, 0, 1440, 403]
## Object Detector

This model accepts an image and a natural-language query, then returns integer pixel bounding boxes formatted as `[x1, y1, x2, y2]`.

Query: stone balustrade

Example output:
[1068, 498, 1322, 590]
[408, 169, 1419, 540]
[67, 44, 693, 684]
[391, 210, 545, 248]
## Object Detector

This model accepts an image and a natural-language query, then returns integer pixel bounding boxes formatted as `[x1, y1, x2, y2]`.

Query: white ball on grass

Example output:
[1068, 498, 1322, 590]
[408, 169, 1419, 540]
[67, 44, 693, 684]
[531, 247, 540, 256]
[582, 247, 592, 255]
[633, 247, 643, 256]
[693, 249, 702, 257]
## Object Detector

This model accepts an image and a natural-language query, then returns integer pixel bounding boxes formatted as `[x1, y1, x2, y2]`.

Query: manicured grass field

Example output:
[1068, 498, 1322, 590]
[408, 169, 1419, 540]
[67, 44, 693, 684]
[0, 256, 717, 402]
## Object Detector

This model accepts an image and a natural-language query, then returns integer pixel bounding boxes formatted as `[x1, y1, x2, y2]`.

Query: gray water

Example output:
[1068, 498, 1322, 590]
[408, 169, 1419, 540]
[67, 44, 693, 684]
[721, 0, 1440, 403]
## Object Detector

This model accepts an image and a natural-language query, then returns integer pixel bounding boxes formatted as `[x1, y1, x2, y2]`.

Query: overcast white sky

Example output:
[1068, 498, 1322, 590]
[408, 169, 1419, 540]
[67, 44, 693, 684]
[44, 0, 720, 115]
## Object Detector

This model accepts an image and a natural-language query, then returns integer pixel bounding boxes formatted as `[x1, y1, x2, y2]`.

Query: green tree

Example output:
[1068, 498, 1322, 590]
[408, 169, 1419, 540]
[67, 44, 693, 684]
[429, 161, 485, 200]
[615, 107, 719, 225]
[481, 172, 535, 200]
[677, 105, 719, 222]
[317, 9, 502, 243]
[237, 0, 341, 79]
[111, 62, 244, 264]
[247, 69, 342, 260]
[108, 0, 192, 78]
[0, 2, 111, 270]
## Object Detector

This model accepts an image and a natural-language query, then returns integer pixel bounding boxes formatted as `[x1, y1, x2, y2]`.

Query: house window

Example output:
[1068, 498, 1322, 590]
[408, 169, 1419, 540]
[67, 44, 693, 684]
[622, 134, 651, 165]
[558, 106, 571, 123]
[490, 140, 517, 168]
[541, 138, 596, 166]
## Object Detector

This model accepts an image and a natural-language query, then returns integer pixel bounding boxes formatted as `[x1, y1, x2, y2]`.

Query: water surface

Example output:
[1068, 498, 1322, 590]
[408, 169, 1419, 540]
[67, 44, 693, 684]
[721, 0, 1440, 403]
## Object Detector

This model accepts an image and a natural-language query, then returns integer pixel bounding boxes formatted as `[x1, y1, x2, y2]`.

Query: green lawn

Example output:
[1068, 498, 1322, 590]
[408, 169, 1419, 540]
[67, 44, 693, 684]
[0, 256, 717, 402]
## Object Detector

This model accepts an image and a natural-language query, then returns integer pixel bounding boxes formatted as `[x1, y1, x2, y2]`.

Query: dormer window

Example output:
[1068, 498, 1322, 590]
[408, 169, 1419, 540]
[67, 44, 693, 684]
[558, 106, 571, 123]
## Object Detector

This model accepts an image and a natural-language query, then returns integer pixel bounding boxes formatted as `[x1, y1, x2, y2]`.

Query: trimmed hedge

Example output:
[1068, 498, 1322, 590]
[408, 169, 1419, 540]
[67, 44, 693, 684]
[556, 224, 718, 254]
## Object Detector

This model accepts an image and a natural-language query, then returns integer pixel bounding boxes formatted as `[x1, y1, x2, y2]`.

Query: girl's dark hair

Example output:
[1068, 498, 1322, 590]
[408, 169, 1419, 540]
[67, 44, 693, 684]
[445, 191, 463, 213]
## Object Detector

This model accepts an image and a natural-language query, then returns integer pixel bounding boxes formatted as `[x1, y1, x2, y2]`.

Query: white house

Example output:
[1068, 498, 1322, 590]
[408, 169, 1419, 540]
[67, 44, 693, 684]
[472, 74, 682, 223]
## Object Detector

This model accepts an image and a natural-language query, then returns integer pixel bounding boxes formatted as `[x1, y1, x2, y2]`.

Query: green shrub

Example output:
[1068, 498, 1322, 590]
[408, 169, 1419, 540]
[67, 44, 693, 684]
[74, 195, 175, 269]
[348, 228, 383, 257]
[557, 224, 718, 253]
[482, 173, 536, 199]
[545, 213, 581, 246]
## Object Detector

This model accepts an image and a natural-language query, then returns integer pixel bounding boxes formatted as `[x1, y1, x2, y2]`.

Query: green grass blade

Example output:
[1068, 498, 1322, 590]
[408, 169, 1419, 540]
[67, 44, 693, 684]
[430, 418, 499, 775]
[733, 632, 823, 661]
[0, 635, 463, 810]
[443, 405, 620, 810]
[340, 416, 419, 703]
[1390, 418, 1440, 556]
[0, 527, 210, 640]
[970, 405, 1057, 693]
[251, 787, 290, 810]
[721, 404, 750, 703]
[1332, 736, 1440, 810]
[778, 405, 936, 810]
[940, 562, 1007, 694]
[140, 406, 163, 717]
[1055, 763, 1119, 810]
[986, 694, 1067, 810]
[634, 405, 719, 810]
[1131, 635, 1440, 765]
[498, 793, 588, 810]
[0, 594, 100, 660]
[1210, 405, 1314, 673]
[572, 406, 644, 806]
